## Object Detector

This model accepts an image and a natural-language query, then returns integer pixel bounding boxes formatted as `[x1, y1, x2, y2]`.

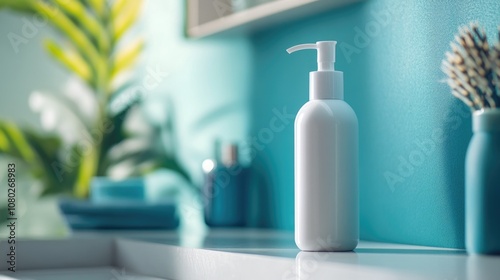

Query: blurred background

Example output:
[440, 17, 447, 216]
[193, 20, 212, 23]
[0, 0, 499, 249]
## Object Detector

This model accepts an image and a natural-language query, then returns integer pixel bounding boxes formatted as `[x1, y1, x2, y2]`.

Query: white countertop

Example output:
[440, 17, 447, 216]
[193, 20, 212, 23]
[1, 229, 499, 279]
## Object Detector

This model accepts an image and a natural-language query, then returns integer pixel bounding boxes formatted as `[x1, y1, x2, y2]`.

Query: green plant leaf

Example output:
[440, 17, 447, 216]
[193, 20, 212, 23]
[0, 121, 36, 163]
[73, 144, 98, 198]
[0, 128, 10, 152]
[110, 0, 127, 20]
[86, 0, 106, 19]
[112, 0, 143, 42]
[53, 0, 110, 53]
[23, 130, 71, 193]
[23, 131, 61, 163]
[31, 0, 106, 91]
[0, 122, 70, 195]
[162, 157, 191, 183]
[0, 0, 33, 11]
[110, 38, 144, 81]
[44, 39, 92, 83]
[0, 206, 8, 225]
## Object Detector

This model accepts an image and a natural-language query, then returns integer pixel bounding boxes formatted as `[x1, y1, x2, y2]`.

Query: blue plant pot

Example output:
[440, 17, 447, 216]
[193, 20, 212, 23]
[466, 109, 500, 255]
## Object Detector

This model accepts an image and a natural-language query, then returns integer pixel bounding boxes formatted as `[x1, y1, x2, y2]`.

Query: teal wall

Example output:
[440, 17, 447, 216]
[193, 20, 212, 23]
[141, 0, 252, 187]
[0, 12, 67, 126]
[249, 0, 500, 248]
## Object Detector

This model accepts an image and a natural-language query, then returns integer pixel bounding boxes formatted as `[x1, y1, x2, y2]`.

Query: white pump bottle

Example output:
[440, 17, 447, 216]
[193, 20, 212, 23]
[288, 41, 358, 251]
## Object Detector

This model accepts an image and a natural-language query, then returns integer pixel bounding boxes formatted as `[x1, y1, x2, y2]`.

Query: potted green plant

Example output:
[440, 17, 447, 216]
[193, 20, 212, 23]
[0, 0, 188, 203]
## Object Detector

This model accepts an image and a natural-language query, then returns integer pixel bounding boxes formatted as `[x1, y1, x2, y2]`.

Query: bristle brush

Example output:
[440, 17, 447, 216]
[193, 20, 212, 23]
[442, 22, 500, 111]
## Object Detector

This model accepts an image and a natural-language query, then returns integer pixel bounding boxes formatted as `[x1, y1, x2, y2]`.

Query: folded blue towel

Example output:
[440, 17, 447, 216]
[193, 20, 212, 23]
[58, 199, 179, 230]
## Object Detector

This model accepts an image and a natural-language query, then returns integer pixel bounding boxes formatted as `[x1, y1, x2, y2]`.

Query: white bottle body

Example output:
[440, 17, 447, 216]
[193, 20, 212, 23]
[295, 99, 358, 251]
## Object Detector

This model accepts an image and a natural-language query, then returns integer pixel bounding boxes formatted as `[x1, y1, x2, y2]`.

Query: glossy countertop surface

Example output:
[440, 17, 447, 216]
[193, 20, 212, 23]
[1, 229, 500, 279]
[75, 229, 499, 280]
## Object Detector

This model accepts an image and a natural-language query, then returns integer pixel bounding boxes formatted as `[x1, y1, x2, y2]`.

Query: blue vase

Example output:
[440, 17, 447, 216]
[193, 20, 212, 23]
[466, 109, 500, 255]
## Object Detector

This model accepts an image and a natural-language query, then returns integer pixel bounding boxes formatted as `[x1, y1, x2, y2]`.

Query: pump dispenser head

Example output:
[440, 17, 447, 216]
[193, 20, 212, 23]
[287, 41, 343, 100]
[287, 41, 337, 71]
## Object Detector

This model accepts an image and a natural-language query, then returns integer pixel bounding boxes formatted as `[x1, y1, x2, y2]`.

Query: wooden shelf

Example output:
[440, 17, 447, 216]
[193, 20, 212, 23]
[187, 0, 360, 38]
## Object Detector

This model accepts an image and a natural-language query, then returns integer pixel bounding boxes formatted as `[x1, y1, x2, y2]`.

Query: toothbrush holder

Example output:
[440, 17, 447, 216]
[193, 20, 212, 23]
[466, 109, 500, 255]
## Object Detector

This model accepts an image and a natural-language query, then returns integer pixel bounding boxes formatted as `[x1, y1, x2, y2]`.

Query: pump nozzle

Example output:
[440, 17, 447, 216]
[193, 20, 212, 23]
[287, 41, 337, 71]
[287, 41, 343, 100]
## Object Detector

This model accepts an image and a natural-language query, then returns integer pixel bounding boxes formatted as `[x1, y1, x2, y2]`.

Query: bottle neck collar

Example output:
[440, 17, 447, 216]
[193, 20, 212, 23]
[473, 109, 500, 132]
[309, 71, 343, 100]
